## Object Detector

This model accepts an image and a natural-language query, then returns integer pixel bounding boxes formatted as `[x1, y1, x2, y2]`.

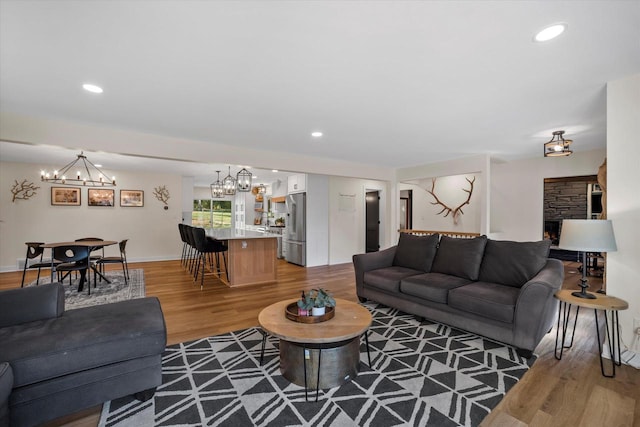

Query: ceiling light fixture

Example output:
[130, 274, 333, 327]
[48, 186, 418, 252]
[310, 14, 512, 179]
[82, 83, 103, 93]
[40, 151, 115, 186]
[544, 130, 573, 157]
[534, 23, 567, 42]
[311, 131, 323, 138]
[222, 166, 237, 196]
[236, 167, 253, 192]
[210, 170, 224, 198]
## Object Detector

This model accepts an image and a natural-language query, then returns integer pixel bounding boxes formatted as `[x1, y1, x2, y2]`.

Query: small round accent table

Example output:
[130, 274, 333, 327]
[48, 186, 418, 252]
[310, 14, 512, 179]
[258, 298, 372, 400]
[554, 289, 628, 377]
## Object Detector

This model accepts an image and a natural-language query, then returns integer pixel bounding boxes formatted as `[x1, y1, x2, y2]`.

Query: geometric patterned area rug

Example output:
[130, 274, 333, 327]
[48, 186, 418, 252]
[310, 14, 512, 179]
[99, 302, 533, 427]
[27, 269, 144, 310]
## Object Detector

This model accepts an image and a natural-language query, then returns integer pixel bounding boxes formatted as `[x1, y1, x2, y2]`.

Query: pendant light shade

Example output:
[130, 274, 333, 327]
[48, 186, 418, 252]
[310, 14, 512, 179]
[222, 166, 237, 196]
[544, 130, 573, 157]
[40, 151, 115, 186]
[210, 170, 224, 198]
[236, 167, 252, 192]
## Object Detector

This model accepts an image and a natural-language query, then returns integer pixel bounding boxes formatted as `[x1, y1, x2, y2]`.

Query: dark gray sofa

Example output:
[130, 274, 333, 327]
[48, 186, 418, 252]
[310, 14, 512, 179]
[0, 283, 167, 427]
[353, 233, 564, 358]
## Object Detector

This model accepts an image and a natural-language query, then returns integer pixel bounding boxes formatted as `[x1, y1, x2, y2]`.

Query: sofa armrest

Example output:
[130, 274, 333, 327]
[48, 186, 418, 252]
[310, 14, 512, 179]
[352, 246, 397, 294]
[0, 283, 65, 328]
[0, 362, 12, 427]
[512, 259, 564, 351]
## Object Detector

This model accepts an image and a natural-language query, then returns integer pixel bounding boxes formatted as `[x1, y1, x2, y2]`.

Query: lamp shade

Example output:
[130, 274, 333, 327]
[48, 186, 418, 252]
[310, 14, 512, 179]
[558, 219, 617, 252]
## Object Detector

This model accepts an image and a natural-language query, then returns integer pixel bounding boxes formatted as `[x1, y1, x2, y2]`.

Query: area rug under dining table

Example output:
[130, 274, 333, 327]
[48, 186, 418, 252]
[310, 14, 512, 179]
[27, 268, 145, 309]
[99, 302, 534, 427]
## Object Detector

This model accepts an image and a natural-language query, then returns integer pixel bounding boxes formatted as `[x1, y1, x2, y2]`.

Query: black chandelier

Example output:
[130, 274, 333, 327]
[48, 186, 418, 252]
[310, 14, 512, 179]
[222, 166, 237, 196]
[236, 167, 252, 192]
[40, 152, 115, 186]
[544, 130, 573, 157]
[210, 171, 224, 198]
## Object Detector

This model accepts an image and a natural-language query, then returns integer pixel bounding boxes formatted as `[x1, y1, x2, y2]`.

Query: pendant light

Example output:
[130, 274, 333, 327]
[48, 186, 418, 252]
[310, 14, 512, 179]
[210, 170, 224, 198]
[222, 166, 237, 195]
[236, 167, 252, 192]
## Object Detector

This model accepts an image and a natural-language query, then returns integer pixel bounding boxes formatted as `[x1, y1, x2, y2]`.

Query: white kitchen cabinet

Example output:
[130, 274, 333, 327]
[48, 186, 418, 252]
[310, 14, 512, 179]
[287, 173, 306, 194]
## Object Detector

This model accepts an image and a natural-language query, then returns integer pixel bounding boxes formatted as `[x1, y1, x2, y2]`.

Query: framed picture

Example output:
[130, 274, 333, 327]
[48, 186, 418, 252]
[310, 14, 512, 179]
[120, 190, 144, 207]
[51, 187, 81, 206]
[88, 188, 115, 207]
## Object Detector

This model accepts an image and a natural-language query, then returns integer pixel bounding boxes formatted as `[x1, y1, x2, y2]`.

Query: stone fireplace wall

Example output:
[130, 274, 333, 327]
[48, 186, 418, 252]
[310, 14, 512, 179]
[544, 181, 588, 221]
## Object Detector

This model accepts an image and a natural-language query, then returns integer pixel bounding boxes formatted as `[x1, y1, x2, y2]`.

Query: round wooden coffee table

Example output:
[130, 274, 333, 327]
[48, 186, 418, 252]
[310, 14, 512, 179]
[258, 298, 372, 394]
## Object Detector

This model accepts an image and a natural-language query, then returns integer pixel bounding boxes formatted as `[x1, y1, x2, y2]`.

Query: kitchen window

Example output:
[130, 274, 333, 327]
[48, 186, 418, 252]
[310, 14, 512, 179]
[192, 199, 232, 228]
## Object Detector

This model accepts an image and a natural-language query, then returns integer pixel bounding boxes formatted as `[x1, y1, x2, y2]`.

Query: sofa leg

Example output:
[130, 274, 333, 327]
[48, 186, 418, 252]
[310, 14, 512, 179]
[358, 296, 367, 303]
[516, 348, 533, 359]
[133, 387, 157, 402]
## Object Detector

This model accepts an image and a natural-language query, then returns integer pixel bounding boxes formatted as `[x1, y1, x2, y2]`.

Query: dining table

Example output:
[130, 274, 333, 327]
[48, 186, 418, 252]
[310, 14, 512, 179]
[41, 240, 118, 291]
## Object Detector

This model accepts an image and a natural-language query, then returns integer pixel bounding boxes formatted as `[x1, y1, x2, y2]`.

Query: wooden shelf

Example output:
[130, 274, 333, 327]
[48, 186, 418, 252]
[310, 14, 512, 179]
[271, 196, 286, 203]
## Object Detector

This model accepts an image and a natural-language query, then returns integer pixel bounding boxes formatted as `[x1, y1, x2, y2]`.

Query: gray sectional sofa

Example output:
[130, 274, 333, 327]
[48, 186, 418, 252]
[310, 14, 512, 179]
[353, 233, 564, 358]
[0, 283, 167, 427]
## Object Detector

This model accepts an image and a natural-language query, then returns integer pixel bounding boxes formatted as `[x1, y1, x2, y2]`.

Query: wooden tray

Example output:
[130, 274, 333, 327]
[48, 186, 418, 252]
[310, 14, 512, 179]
[285, 303, 335, 323]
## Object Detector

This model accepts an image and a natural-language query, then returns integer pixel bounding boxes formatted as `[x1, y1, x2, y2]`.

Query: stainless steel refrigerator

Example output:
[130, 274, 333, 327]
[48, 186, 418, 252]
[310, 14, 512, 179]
[285, 192, 306, 266]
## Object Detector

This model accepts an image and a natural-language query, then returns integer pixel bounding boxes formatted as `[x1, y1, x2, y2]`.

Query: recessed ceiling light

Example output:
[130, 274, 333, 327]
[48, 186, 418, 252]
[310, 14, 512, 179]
[533, 23, 567, 42]
[272, 169, 279, 173]
[311, 131, 323, 138]
[82, 83, 103, 93]
[94, 164, 103, 168]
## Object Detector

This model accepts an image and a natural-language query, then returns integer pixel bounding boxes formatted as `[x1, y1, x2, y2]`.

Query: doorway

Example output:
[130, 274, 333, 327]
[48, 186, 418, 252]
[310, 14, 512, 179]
[365, 191, 380, 252]
[400, 189, 413, 230]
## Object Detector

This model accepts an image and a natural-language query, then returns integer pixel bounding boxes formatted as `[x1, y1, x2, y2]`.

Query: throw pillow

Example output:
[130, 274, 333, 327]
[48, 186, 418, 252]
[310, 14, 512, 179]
[393, 233, 439, 272]
[431, 235, 488, 280]
[478, 239, 552, 288]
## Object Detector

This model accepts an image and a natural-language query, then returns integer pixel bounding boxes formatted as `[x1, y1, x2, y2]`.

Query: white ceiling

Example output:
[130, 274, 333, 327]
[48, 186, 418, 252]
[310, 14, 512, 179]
[1, 1, 639, 178]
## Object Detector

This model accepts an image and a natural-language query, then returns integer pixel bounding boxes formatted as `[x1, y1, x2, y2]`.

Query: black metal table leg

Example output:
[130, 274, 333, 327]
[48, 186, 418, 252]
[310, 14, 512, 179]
[555, 301, 580, 360]
[259, 329, 267, 366]
[316, 349, 321, 402]
[303, 347, 308, 401]
[594, 309, 620, 378]
[364, 331, 371, 368]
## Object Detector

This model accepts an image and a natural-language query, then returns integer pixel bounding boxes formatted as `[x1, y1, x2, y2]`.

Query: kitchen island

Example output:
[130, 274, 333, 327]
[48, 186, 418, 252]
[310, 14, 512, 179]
[206, 228, 279, 287]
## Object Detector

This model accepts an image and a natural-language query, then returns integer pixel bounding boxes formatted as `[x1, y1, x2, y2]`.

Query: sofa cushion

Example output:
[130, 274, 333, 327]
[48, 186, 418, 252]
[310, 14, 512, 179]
[431, 235, 488, 280]
[448, 282, 520, 323]
[400, 273, 471, 304]
[393, 233, 439, 272]
[478, 239, 552, 288]
[364, 266, 422, 293]
[0, 297, 166, 388]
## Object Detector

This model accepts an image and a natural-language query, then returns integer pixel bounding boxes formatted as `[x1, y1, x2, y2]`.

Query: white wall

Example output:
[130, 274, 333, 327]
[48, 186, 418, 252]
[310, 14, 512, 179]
[0, 161, 183, 271]
[397, 154, 490, 235]
[306, 174, 329, 267]
[606, 73, 640, 349]
[490, 148, 606, 241]
[399, 173, 482, 233]
[328, 176, 389, 264]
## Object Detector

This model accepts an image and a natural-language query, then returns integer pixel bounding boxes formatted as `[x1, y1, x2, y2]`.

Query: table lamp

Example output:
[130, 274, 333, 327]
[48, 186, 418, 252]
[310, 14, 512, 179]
[558, 219, 617, 299]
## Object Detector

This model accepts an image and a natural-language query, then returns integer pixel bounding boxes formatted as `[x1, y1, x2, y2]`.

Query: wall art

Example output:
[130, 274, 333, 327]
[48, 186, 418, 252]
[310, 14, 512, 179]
[51, 187, 81, 206]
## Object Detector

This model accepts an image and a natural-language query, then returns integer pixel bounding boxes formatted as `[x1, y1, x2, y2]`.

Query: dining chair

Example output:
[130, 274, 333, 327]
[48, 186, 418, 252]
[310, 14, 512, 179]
[53, 245, 92, 294]
[95, 239, 129, 285]
[20, 242, 61, 287]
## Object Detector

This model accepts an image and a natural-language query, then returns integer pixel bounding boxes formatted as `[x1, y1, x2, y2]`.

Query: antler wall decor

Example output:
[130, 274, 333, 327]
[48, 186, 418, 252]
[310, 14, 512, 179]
[153, 185, 170, 209]
[11, 179, 40, 202]
[426, 176, 475, 225]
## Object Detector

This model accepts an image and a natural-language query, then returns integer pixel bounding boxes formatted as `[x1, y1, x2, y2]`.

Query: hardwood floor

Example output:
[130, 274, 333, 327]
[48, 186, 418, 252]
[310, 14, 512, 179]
[2, 259, 638, 426]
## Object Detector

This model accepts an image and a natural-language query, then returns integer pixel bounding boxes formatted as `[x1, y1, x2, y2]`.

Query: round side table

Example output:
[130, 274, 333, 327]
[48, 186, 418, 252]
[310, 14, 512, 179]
[554, 289, 628, 377]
